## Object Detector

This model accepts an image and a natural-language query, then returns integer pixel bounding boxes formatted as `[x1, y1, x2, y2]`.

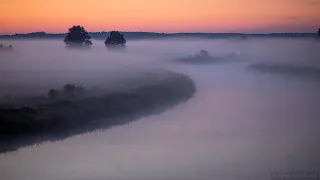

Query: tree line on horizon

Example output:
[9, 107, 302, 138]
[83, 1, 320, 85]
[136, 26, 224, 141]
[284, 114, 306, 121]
[63, 26, 320, 49]
[1, 26, 320, 50]
[64, 25, 126, 49]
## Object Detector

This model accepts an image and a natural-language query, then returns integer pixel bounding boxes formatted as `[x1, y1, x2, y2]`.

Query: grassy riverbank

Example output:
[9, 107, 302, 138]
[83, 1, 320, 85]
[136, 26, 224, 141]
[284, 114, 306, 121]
[0, 71, 196, 153]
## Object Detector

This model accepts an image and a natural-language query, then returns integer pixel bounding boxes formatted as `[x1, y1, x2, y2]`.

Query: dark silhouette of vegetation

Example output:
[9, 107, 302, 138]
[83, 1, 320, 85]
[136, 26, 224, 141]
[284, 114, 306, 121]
[248, 63, 320, 80]
[192, 50, 210, 59]
[0, 44, 14, 52]
[318, 28, 320, 38]
[62, 84, 85, 98]
[64, 25, 92, 49]
[63, 84, 77, 96]
[0, 32, 317, 40]
[48, 89, 59, 99]
[0, 72, 196, 153]
[179, 50, 213, 63]
[104, 31, 126, 49]
[47, 84, 85, 100]
[176, 50, 240, 64]
[198, 50, 209, 58]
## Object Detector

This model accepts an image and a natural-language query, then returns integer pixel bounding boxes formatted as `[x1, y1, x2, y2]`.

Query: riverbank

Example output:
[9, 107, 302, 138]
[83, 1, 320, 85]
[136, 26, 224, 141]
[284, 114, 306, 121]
[0, 70, 196, 153]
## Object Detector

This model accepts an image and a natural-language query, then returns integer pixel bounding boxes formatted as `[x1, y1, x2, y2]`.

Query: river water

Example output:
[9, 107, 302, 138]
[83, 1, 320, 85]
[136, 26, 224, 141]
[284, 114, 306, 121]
[1, 38, 319, 180]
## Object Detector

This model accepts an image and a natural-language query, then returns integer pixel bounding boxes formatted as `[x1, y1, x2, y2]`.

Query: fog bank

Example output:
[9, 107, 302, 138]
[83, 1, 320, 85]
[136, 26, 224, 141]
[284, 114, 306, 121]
[1, 37, 320, 180]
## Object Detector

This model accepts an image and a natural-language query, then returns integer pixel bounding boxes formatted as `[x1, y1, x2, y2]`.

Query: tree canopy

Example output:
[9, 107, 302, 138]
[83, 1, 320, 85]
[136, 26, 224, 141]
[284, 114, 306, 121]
[318, 28, 320, 38]
[104, 31, 126, 49]
[64, 25, 92, 49]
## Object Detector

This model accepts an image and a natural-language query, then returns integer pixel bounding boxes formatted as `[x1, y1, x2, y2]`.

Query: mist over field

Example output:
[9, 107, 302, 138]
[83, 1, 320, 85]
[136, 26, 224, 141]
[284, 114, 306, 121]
[1, 38, 319, 93]
[0, 38, 320, 180]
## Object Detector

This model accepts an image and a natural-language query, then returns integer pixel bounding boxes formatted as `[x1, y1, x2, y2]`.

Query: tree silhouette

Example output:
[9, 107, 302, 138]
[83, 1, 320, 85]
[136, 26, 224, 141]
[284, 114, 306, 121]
[63, 84, 76, 96]
[104, 31, 126, 49]
[48, 89, 59, 99]
[318, 28, 320, 38]
[199, 50, 209, 57]
[64, 25, 92, 49]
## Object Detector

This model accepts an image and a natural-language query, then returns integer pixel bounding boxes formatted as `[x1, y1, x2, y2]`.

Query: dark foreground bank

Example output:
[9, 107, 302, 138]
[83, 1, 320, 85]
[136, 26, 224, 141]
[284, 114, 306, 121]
[0, 71, 196, 153]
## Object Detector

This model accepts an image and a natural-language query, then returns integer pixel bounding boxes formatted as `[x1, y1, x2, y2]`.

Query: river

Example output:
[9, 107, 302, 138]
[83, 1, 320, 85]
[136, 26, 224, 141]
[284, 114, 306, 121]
[1, 38, 319, 180]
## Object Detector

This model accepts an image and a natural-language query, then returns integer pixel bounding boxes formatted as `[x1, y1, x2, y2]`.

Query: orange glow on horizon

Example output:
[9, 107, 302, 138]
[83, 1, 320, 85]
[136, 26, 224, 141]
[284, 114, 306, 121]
[1, 0, 319, 34]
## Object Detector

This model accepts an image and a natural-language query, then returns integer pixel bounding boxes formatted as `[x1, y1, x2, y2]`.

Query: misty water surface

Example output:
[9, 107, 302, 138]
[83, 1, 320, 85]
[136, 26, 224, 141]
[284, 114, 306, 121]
[0, 38, 320, 180]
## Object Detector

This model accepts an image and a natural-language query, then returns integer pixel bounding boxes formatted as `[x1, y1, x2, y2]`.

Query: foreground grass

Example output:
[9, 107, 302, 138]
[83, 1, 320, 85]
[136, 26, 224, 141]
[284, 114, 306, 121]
[0, 71, 196, 153]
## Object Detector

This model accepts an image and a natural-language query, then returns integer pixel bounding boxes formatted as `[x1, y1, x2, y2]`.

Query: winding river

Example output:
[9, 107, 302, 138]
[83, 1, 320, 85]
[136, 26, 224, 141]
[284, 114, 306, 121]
[1, 39, 319, 180]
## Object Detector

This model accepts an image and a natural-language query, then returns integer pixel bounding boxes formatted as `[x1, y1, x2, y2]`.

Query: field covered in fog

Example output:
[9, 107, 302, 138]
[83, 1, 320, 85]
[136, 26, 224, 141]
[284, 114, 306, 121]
[1, 38, 319, 95]
[0, 39, 202, 152]
[0, 37, 320, 180]
[1, 38, 320, 145]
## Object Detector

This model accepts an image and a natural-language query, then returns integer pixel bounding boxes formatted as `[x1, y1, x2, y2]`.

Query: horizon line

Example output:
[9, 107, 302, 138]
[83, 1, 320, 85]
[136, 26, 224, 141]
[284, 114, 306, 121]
[0, 31, 317, 36]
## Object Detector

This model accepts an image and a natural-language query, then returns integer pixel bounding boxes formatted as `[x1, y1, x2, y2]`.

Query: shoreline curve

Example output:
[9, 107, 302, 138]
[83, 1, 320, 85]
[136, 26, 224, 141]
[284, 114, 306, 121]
[0, 70, 196, 154]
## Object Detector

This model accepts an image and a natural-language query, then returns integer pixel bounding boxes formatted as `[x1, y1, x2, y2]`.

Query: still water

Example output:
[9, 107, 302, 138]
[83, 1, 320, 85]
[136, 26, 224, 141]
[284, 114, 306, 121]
[1, 39, 319, 180]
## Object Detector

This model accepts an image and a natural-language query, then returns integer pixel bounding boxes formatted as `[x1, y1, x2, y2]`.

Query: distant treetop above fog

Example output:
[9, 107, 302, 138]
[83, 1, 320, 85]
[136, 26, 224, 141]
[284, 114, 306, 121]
[104, 31, 126, 49]
[64, 25, 92, 49]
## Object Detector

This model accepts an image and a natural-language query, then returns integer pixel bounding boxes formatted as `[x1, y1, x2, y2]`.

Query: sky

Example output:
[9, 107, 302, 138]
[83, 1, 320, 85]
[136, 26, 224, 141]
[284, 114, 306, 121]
[0, 0, 319, 34]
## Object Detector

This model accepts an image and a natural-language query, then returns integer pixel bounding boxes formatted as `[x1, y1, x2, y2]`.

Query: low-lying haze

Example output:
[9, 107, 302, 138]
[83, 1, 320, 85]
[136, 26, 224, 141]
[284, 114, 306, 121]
[0, 37, 319, 180]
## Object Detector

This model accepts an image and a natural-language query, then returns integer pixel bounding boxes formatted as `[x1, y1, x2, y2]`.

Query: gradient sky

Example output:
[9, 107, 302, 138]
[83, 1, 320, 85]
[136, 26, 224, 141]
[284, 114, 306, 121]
[1, 0, 319, 34]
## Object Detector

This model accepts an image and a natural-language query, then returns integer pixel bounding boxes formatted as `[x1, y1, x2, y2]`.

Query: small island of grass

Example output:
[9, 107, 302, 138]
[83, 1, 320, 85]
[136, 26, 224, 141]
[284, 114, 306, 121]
[176, 50, 239, 64]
